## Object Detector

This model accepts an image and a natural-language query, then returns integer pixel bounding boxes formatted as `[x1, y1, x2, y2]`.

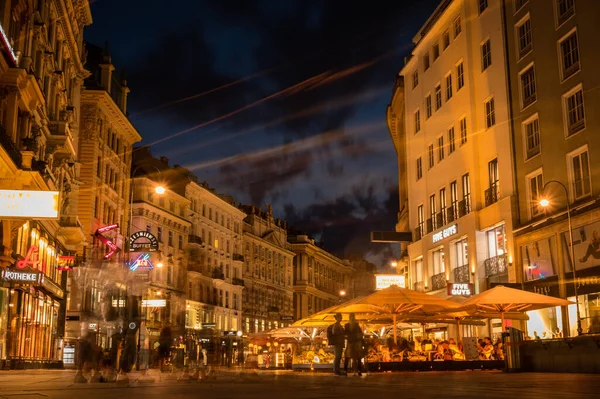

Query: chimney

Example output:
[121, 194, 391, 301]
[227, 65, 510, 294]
[160, 156, 169, 166]
[119, 69, 129, 113]
[99, 41, 115, 93]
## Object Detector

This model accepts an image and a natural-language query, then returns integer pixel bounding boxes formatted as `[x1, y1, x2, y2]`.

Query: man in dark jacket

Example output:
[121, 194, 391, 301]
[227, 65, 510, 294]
[344, 313, 363, 376]
[329, 313, 345, 375]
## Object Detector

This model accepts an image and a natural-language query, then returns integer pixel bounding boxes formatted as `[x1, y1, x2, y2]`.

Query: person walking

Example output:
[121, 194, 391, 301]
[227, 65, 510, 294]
[344, 313, 363, 376]
[327, 313, 346, 376]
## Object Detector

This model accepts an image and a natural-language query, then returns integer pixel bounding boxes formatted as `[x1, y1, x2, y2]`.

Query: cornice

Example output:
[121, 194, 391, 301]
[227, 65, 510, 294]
[81, 90, 142, 144]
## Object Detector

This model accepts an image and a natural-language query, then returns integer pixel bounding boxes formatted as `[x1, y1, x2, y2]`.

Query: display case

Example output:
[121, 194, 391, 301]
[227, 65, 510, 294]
[292, 343, 335, 371]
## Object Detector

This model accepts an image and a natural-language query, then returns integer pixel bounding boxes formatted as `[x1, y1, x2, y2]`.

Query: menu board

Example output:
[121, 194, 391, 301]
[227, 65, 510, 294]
[63, 344, 75, 365]
[463, 337, 479, 361]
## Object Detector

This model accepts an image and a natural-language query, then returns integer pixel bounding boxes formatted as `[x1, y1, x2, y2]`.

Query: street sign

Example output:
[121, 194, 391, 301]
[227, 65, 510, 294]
[280, 315, 294, 321]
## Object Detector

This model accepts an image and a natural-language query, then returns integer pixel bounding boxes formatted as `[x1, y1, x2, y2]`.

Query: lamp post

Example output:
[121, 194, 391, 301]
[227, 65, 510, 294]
[130, 164, 165, 371]
[539, 179, 583, 336]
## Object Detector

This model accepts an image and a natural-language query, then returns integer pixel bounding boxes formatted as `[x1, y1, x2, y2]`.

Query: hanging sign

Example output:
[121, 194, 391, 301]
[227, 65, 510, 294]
[95, 224, 119, 259]
[1, 268, 44, 284]
[56, 255, 75, 271]
[129, 253, 154, 271]
[129, 231, 159, 252]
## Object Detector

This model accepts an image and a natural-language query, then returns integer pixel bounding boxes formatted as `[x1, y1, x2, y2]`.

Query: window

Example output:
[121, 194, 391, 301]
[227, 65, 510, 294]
[462, 173, 471, 213]
[440, 188, 447, 226]
[520, 65, 537, 108]
[412, 70, 419, 89]
[417, 205, 424, 237]
[517, 17, 532, 58]
[416, 157, 423, 180]
[178, 235, 183, 250]
[448, 127, 455, 154]
[564, 85, 585, 136]
[432, 247, 445, 275]
[430, 194, 437, 230]
[527, 171, 544, 218]
[424, 54, 430, 71]
[487, 225, 506, 259]
[486, 158, 499, 206]
[523, 115, 540, 159]
[445, 74, 453, 100]
[437, 136, 444, 162]
[428, 144, 434, 168]
[560, 30, 580, 80]
[557, 0, 575, 25]
[414, 258, 423, 285]
[456, 62, 464, 90]
[479, 0, 488, 14]
[454, 238, 469, 279]
[443, 31, 450, 50]
[433, 43, 440, 61]
[435, 85, 442, 110]
[460, 117, 467, 145]
[450, 181, 458, 220]
[481, 39, 492, 70]
[414, 109, 421, 134]
[569, 148, 591, 200]
[168, 230, 173, 246]
[157, 227, 163, 242]
[515, 0, 528, 12]
[426, 95, 432, 118]
[454, 16, 462, 37]
[485, 98, 496, 128]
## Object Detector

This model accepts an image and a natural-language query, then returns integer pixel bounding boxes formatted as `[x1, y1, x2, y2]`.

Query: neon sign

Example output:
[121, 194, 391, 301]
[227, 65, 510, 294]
[95, 224, 119, 259]
[130, 253, 154, 271]
[56, 255, 75, 271]
[129, 231, 159, 252]
[1, 268, 44, 284]
[16, 246, 44, 271]
[432, 224, 457, 243]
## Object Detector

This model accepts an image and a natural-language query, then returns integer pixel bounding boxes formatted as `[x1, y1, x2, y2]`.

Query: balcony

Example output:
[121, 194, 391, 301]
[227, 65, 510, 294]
[426, 218, 434, 234]
[413, 281, 425, 292]
[458, 198, 470, 217]
[431, 272, 447, 291]
[211, 268, 225, 280]
[447, 206, 457, 223]
[232, 253, 244, 262]
[268, 306, 279, 313]
[188, 235, 203, 245]
[232, 277, 245, 287]
[47, 119, 76, 158]
[414, 227, 422, 241]
[436, 212, 445, 228]
[453, 265, 470, 284]
[0, 123, 22, 167]
[484, 253, 508, 277]
[485, 183, 499, 207]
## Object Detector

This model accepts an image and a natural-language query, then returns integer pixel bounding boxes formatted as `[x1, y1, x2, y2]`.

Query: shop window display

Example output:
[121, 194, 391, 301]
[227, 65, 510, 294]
[521, 237, 557, 281]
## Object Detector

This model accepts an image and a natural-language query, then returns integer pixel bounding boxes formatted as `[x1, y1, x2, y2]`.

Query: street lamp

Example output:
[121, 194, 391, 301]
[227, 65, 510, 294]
[539, 180, 583, 336]
[390, 261, 398, 268]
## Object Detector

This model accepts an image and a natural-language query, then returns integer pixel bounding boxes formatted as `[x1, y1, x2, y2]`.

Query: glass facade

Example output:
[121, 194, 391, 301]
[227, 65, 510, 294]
[521, 236, 557, 281]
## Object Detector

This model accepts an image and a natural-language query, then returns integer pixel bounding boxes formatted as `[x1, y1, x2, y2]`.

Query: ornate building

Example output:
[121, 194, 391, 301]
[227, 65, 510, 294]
[0, 0, 91, 368]
[240, 205, 294, 333]
[64, 41, 142, 362]
[288, 234, 353, 320]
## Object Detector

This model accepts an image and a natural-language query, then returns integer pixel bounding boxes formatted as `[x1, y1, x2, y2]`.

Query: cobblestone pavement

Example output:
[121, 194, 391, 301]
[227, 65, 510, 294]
[0, 369, 596, 399]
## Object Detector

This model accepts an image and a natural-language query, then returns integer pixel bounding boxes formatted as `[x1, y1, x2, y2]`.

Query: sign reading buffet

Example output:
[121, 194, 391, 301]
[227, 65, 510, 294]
[432, 224, 457, 243]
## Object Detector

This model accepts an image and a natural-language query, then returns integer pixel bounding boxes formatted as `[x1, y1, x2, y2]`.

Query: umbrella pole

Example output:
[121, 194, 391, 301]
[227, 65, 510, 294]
[501, 312, 505, 332]
[393, 314, 397, 343]
[456, 319, 461, 342]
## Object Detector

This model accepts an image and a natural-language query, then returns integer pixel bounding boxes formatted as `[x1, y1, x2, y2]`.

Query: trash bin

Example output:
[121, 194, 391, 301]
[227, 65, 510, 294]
[503, 327, 523, 372]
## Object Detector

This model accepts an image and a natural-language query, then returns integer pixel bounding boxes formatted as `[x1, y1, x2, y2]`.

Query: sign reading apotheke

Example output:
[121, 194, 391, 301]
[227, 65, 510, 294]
[447, 283, 474, 296]
[129, 231, 159, 252]
[432, 224, 457, 243]
[1, 268, 44, 284]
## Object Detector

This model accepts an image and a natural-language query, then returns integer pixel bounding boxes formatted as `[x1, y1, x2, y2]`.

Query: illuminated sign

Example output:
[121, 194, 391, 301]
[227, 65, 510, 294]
[447, 283, 475, 296]
[142, 299, 167, 307]
[16, 246, 45, 272]
[1, 268, 44, 284]
[129, 253, 154, 271]
[0, 190, 59, 219]
[56, 255, 75, 271]
[94, 224, 119, 259]
[112, 299, 126, 308]
[0, 22, 17, 64]
[432, 224, 457, 243]
[89, 323, 98, 330]
[375, 274, 406, 290]
[129, 231, 159, 252]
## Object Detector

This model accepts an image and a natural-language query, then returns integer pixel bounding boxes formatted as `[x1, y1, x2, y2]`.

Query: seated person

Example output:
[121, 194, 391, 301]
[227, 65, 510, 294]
[480, 337, 495, 360]
[495, 342, 504, 361]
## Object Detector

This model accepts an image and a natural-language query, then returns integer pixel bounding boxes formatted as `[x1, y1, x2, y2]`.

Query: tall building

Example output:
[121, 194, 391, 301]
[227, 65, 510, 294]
[240, 205, 294, 333]
[289, 234, 354, 320]
[397, 0, 517, 338]
[503, 0, 600, 337]
[64, 42, 141, 362]
[0, 0, 91, 368]
[130, 148, 191, 362]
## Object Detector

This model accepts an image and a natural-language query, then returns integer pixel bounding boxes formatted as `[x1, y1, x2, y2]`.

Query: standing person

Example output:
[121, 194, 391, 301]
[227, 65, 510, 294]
[344, 313, 363, 376]
[327, 313, 346, 376]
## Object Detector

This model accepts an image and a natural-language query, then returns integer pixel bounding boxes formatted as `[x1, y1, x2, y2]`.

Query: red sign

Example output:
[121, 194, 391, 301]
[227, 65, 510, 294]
[16, 246, 46, 273]
[57, 255, 75, 271]
[95, 224, 120, 259]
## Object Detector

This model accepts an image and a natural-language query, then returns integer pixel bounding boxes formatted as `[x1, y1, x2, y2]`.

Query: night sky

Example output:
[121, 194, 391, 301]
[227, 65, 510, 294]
[85, 0, 440, 267]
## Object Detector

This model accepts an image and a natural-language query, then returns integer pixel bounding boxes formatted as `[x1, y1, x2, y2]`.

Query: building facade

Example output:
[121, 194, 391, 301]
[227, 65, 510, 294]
[0, 0, 91, 367]
[398, 0, 517, 338]
[289, 234, 353, 320]
[241, 205, 294, 333]
[64, 41, 141, 364]
[503, 0, 600, 337]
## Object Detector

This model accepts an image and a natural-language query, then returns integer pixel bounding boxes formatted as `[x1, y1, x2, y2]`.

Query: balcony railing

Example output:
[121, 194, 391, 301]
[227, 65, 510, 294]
[0, 123, 22, 168]
[232, 277, 245, 287]
[458, 198, 470, 217]
[188, 235, 203, 245]
[447, 206, 457, 223]
[431, 272, 447, 291]
[232, 253, 244, 262]
[426, 218, 434, 234]
[413, 281, 425, 292]
[485, 183, 499, 207]
[526, 143, 540, 160]
[211, 268, 225, 280]
[436, 212, 445, 228]
[484, 253, 508, 277]
[453, 265, 470, 284]
[414, 227, 422, 241]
